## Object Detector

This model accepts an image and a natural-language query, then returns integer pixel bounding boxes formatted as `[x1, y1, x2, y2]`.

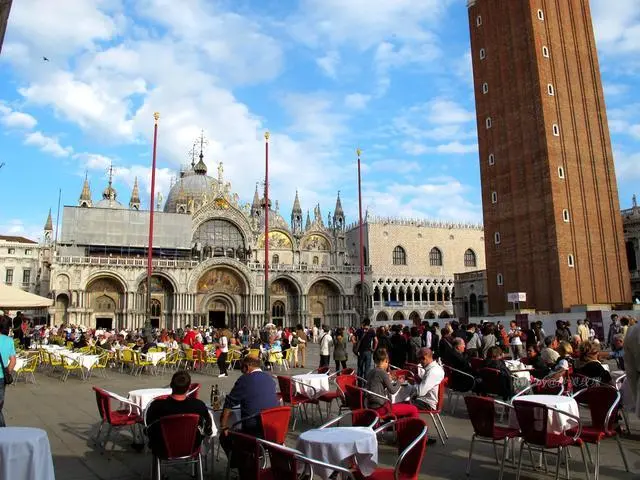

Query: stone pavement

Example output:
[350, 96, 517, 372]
[4, 343, 640, 479]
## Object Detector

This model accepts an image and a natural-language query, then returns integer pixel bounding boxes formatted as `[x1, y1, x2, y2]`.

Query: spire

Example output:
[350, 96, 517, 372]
[129, 177, 141, 210]
[194, 130, 208, 175]
[305, 210, 311, 230]
[334, 191, 344, 216]
[102, 163, 117, 200]
[292, 190, 302, 214]
[251, 183, 261, 217]
[634, 194, 638, 208]
[79, 172, 92, 207]
[44, 209, 53, 231]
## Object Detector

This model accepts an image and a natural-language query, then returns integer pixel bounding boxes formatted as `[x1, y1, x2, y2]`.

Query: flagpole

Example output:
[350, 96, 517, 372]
[264, 131, 270, 326]
[357, 148, 366, 321]
[146, 112, 160, 329]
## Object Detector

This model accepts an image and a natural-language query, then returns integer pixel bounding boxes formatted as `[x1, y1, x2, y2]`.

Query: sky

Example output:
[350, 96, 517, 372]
[0, 0, 639, 242]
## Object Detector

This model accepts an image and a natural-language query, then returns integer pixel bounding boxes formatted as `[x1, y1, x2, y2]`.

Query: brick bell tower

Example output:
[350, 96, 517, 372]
[467, 0, 631, 313]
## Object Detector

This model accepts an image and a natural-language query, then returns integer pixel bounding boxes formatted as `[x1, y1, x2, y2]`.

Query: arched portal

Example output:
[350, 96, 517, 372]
[138, 275, 175, 329]
[197, 267, 247, 328]
[376, 311, 389, 322]
[425, 311, 436, 319]
[307, 280, 341, 327]
[439, 310, 451, 319]
[409, 311, 421, 326]
[87, 276, 125, 330]
[55, 293, 69, 325]
[270, 277, 300, 327]
[393, 311, 405, 322]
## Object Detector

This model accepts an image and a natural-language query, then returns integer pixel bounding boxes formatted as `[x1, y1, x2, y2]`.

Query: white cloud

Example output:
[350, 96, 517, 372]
[366, 159, 421, 174]
[24, 131, 73, 157]
[435, 142, 478, 154]
[344, 93, 371, 110]
[0, 219, 45, 242]
[316, 51, 340, 79]
[0, 104, 37, 129]
[615, 151, 640, 181]
[592, 0, 640, 53]
[74, 153, 113, 171]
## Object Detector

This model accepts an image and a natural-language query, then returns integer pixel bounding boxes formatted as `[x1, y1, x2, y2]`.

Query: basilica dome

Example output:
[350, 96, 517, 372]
[163, 153, 222, 213]
[94, 183, 126, 209]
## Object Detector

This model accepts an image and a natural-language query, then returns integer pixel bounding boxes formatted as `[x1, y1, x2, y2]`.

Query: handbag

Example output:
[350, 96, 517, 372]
[0, 350, 13, 385]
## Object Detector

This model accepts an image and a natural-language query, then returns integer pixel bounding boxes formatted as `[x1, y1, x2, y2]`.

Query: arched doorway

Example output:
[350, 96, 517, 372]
[425, 311, 436, 319]
[55, 294, 69, 325]
[439, 310, 451, 319]
[271, 301, 286, 327]
[270, 277, 300, 327]
[376, 311, 389, 322]
[87, 276, 125, 330]
[392, 311, 405, 322]
[307, 280, 341, 327]
[409, 311, 421, 326]
[197, 267, 246, 328]
[138, 275, 175, 329]
[469, 293, 478, 317]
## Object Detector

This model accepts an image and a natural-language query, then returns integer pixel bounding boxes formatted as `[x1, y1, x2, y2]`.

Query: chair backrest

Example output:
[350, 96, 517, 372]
[575, 386, 620, 433]
[335, 374, 357, 398]
[228, 431, 268, 479]
[464, 396, 497, 438]
[92, 386, 108, 422]
[260, 406, 292, 444]
[479, 368, 503, 396]
[277, 376, 294, 403]
[512, 400, 550, 446]
[470, 357, 484, 373]
[338, 368, 355, 376]
[351, 409, 378, 428]
[395, 417, 428, 478]
[150, 414, 201, 459]
[436, 377, 448, 411]
[187, 383, 201, 399]
[344, 385, 365, 410]
[317, 366, 330, 374]
[261, 441, 302, 480]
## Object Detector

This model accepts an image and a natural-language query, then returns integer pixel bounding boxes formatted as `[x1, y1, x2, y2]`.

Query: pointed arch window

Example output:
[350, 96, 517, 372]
[464, 249, 477, 267]
[272, 254, 280, 265]
[429, 247, 443, 266]
[393, 246, 407, 265]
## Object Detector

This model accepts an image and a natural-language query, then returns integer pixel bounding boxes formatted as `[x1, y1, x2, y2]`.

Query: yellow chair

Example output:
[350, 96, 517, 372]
[226, 349, 242, 371]
[182, 349, 196, 370]
[133, 351, 154, 376]
[120, 349, 135, 374]
[158, 351, 178, 374]
[91, 352, 111, 378]
[248, 348, 261, 358]
[44, 351, 64, 375]
[66, 341, 74, 349]
[16, 355, 39, 384]
[60, 355, 84, 382]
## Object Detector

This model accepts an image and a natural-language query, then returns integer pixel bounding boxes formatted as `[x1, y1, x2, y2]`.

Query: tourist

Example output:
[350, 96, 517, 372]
[333, 328, 348, 372]
[607, 314, 621, 347]
[480, 323, 497, 358]
[407, 327, 422, 363]
[217, 327, 230, 377]
[318, 325, 333, 368]
[575, 341, 611, 389]
[508, 321, 525, 360]
[482, 346, 515, 400]
[219, 355, 279, 471]
[541, 335, 560, 366]
[289, 332, 299, 368]
[411, 347, 444, 417]
[525, 345, 549, 379]
[375, 326, 392, 354]
[146, 370, 213, 457]
[577, 319, 589, 343]
[604, 333, 625, 370]
[312, 324, 319, 343]
[295, 324, 307, 368]
[354, 319, 377, 380]
[365, 349, 419, 419]
[390, 326, 408, 368]
[623, 323, 640, 412]
[0, 316, 16, 427]
[464, 324, 481, 358]
[548, 341, 574, 382]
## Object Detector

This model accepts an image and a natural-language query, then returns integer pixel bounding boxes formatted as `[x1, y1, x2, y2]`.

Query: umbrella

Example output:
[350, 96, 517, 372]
[0, 283, 53, 309]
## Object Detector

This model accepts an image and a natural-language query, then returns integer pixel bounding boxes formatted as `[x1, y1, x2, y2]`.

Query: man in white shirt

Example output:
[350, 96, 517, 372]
[412, 348, 444, 411]
[508, 321, 524, 359]
[319, 326, 333, 368]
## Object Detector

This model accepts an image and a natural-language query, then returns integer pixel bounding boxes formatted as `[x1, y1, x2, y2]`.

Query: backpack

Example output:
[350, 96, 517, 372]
[291, 336, 299, 347]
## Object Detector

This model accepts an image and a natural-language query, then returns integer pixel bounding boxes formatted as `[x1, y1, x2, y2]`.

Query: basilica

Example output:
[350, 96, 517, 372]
[47, 146, 368, 331]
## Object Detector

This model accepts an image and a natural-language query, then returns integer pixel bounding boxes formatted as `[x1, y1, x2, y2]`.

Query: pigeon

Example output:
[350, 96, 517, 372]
[42, 56, 49, 62]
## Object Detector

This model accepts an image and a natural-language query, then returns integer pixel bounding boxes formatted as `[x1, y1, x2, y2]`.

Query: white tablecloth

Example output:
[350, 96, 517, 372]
[511, 395, 579, 434]
[297, 427, 378, 480]
[62, 352, 100, 370]
[293, 373, 330, 398]
[14, 357, 27, 372]
[145, 352, 166, 366]
[41, 345, 65, 351]
[128, 388, 173, 410]
[391, 383, 413, 404]
[0, 427, 55, 480]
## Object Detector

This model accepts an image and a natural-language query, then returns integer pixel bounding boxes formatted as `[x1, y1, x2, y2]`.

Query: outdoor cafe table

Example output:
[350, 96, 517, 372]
[296, 427, 378, 480]
[0, 427, 55, 480]
[144, 351, 167, 366]
[128, 387, 173, 410]
[292, 373, 331, 398]
[391, 383, 414, 404]
[510, 394, 580, 434]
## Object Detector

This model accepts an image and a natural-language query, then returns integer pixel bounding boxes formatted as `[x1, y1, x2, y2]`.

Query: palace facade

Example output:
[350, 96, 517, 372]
[623, 196, 640, 303]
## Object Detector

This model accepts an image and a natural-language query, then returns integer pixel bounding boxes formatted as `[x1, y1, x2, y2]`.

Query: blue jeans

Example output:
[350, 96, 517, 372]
[357, 350, 372, 381]
[0, 382, 5, 427]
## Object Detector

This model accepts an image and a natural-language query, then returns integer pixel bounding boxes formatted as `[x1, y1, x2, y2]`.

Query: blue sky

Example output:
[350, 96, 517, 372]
[0, 0, 639, 242]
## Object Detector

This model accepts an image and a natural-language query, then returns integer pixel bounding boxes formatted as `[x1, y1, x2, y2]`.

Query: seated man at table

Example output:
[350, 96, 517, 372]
[219, 355, 280, 457]
[412, 348, 444, 409]
[146, 370, 213, 457]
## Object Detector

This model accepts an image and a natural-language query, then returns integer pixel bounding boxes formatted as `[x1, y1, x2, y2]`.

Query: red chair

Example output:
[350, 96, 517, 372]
[345, 384, 366, 411]
[414, 377, 449, 445]
[403, 362, 420, 380]
[464, 396, 519, 480]
[92, 387, 142, 452]
[319, 373, 357, 417]
[187, 383, 201, 399]
[443, 365, 476, 414]
[356, 417, 428, 480]
[277, 375, 319, 429]
[570, 386, 630, 479]
[338, 368, 355, 376]
[478, 367, 505, 398]
[512, 399, 590, 480]
[146, 413, 204, 480]
[336, 374, 359, 415]
[470, 357, 485, 373]
[319, 408, 379, 429]
[231, 406, 292, 445]
[226, 431, 271, 480]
